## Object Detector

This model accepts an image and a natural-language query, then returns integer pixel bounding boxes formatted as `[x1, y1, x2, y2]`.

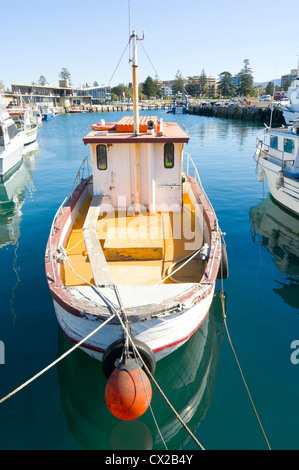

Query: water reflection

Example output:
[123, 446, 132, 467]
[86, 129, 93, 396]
[56, 297, 224, 450]
[0, 143, 39, 248]
[249, 195, 299, 308]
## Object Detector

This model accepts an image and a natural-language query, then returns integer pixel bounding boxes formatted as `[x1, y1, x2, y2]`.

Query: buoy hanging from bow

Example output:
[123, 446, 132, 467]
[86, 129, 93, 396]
[105, 357, 152, 421]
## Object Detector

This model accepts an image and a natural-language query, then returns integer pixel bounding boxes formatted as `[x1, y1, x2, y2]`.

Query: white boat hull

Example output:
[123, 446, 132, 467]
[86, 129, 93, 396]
[24, 126, 38, 146]
[0, 132, 25, 179]
[45, 174, 222, 365]
[280, 105, 299, 125]
[52, 284, 215, 362]
[254, 150, 299, 216]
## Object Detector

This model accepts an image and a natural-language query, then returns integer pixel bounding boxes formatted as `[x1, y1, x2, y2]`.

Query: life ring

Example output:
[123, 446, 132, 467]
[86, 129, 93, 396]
[217, 243, 229, 279]
[102, 338, 156, 379]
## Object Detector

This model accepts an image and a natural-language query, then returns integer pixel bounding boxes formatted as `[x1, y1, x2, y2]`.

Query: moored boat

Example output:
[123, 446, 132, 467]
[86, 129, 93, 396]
[254, 120, 299, 216]
[8, 107, 38, 146]
[0, 96, 25, 180]
[45, 31, 228, 398]
[41, 106, 52, 120]
[280, 59, 299, 125]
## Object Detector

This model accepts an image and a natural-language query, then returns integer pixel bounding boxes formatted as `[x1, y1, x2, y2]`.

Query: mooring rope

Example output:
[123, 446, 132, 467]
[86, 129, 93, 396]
[61, 250, 205, 449]
[0, 314, 116, 405]
[115, 311, 206, 451]
[218, 251, 272, 451]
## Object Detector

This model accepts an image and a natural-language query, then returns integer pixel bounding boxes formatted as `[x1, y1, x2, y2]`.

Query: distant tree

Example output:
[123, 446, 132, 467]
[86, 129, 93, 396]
[185, 77, 200, 97]
[111, 85, 133, 100]
[238, 59, 254, 96]
[93, 81, 99, 86]
[59, 67, 72, 85]
[141, 76, 162, 99]
[265, 81, 274, 96]
[217, 72, 234, 97]
[198, 69, 208, 96]
[0, 81, 5, 93]
[38, 75, 47, 86]
[172, 70, 185, 95]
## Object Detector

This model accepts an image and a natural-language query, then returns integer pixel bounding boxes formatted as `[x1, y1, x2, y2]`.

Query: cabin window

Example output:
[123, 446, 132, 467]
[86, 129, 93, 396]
[96, 144, 107, 170]
[270, 135, 278, 150]
[164, 143, 174, 168]
[284, 138, 295, 154]
[0, 127, 3, 146]
[7, 124, 18, 140]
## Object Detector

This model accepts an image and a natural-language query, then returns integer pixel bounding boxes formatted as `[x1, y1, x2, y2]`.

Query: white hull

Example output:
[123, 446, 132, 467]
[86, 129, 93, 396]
[53, 284, 215, 362]
[24, 126, 38, 146]
[0, 132, 25, 179]
[280, 105, 299, 125]
[45, 170, 222, 365]
[263, 166, 299, 215]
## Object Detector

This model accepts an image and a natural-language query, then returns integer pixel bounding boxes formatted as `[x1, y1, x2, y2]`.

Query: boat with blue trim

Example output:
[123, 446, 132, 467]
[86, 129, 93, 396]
[254, 120, 299, 216]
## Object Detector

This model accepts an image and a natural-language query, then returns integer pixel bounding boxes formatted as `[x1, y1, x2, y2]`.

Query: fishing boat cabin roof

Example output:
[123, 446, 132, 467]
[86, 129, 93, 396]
[83, 116, 189, 144]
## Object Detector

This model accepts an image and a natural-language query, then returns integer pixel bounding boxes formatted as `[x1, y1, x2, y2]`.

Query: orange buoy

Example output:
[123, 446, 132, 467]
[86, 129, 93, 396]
[105, 359, 152, 421]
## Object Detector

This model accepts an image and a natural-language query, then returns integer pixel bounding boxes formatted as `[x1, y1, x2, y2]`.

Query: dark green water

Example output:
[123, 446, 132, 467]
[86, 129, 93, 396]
[0, 110, 298, 450]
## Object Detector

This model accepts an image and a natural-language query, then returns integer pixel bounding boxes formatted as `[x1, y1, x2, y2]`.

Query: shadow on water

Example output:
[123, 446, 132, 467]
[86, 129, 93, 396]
[56, 293, 226, 450]
[249, 194, 299, 309]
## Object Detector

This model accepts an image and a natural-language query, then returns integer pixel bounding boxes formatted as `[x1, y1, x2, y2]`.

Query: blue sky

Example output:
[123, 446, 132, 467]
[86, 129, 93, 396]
[1, 0, 298, 89]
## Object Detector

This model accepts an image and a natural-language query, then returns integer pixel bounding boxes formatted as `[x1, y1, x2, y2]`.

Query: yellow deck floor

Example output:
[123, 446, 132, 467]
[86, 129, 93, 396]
[61, 194, 205, 287]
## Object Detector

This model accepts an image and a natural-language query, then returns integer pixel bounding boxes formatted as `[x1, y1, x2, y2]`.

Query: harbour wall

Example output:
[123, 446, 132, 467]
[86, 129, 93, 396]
[187, 104, 285, 126]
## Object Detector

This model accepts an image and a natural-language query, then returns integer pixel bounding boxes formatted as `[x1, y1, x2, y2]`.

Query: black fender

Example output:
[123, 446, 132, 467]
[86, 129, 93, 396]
[217, 243, 229, 279]
[102, 338, 156, 379]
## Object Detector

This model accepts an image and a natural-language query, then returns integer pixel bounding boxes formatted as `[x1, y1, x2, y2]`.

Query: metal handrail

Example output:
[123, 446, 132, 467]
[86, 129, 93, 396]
[183, 152, 219, 227]
[256, 137, 295, 166]
[48, 155, 90, 281]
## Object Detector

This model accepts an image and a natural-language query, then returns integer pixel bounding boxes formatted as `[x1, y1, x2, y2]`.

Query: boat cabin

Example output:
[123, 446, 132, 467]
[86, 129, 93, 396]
[0, 102, 19, 149]
[83, 116, 189, 212]
[266, 122, 299, 175]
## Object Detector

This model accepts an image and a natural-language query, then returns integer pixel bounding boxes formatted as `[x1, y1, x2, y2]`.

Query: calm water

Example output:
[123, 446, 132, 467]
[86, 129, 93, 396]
[0, 110, 298, 450]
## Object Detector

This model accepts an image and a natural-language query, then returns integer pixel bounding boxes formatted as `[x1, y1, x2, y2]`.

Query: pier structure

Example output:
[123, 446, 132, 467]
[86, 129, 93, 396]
[187, 103, 285, 125]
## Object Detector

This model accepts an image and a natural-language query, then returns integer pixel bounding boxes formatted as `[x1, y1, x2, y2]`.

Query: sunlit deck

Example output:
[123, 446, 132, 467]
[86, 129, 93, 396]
[61, 194, 206, 288]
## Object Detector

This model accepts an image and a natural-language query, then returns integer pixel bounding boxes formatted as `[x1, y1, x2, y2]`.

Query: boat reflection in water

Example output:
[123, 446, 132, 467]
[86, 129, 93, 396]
[56, 296, 224, 450]
[0, 143, 39, 248]
[249, 194, 299, 308]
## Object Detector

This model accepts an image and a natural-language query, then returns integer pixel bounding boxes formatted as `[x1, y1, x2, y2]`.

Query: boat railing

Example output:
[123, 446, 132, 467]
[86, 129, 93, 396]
[183, 152, 219, 227]
[256, 135, 296, 168]
[48, 155, 90, 281]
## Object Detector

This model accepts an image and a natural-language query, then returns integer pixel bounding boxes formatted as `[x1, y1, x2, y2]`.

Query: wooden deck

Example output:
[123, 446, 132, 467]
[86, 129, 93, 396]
[61, 194, 205, 287]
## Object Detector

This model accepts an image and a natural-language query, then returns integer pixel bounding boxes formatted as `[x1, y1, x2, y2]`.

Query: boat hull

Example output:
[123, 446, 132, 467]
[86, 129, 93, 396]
[0, 132, 25, 180]
[52, 285, 215, 362]
[24, 125, 38, 145]
[45, 169, 222, 363]
[280, 105, 299, 125]
[254, 150, 299, 216]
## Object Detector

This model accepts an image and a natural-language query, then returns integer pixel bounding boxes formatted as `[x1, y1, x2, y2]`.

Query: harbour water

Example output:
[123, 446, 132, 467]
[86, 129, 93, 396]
[0, 110, 298, 450]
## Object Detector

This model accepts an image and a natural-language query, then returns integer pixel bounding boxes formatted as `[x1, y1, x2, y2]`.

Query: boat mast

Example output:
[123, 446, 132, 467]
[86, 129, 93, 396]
[131, 30, 144, 136]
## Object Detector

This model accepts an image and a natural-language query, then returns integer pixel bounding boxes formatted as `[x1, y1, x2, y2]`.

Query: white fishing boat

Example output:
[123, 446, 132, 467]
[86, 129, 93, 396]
[280, 60, 299, 125]
[254, 119, 299, 216]
[8, 107, 38, 146]
[45, 31, 228, 385]
[0, 96, 25, 181]
[41, 106, 52, 121]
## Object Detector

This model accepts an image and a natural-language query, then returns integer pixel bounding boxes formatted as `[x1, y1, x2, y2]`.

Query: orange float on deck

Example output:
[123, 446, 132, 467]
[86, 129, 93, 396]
[105, 359, 152, 420]
[91, 122, 116, 131]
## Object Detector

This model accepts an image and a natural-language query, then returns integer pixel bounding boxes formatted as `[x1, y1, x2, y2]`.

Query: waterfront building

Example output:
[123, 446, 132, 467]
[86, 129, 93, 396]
[281, 69, 298, 89]
[10, 82, 111, 108]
